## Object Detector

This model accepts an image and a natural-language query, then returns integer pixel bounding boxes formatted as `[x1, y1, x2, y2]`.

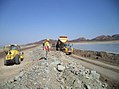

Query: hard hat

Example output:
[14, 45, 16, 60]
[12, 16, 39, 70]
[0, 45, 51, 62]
[46, 38, 50, 41]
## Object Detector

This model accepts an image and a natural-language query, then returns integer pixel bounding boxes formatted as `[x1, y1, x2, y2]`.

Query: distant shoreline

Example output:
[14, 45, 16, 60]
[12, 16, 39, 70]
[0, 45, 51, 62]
[70, 40, 119, 44]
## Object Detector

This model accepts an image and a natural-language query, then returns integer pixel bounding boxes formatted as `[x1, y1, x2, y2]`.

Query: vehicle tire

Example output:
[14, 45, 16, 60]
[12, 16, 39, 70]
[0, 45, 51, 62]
[4, 59, 7, 65]
[21, 58, 23, 61]
[14, 55, 20, 64]
[56, 46, 59, 51]
[68, 52, 71, 55]
[66, 52, 71, 55]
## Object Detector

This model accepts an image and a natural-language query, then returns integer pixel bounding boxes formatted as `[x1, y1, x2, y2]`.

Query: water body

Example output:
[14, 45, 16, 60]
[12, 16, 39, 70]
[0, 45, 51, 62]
[73, 42, 119, 54]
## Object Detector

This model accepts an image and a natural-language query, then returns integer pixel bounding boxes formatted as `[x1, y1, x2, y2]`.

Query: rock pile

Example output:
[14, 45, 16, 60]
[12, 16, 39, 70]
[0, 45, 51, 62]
[57, 63, 108, 89]
[0, 46, 108, 89]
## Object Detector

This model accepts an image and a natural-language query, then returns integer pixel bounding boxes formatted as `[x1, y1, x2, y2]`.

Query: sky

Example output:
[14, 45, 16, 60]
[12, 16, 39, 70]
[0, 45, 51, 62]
[0, 0, 119, 45]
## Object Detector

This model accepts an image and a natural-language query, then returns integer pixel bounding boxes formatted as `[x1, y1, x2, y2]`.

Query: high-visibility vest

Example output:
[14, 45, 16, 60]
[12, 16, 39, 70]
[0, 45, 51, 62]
[44, 41, 50, 46]
[44, 41, 50, 51]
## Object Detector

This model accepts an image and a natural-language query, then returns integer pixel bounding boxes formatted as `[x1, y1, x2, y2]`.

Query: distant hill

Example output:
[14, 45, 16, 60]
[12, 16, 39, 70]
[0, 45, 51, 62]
[92, 35, 112, 41]
[70, 37, 88, 42]
[37, 39, 57, 44]
[92, 34, 119, 41]
[112, 34, 119, 40]
[70, 34, 119, 42]
[26, 39, 57, 46]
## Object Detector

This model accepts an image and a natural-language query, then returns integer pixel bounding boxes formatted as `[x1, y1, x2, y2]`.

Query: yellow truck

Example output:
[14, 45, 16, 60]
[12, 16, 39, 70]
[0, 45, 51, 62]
[56, 36, 74, 55]
[3, 44, 24, 65]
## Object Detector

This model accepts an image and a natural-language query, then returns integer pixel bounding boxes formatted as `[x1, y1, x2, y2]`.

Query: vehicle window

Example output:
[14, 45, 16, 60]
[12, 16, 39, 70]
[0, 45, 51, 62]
[11, 46, 17, 50]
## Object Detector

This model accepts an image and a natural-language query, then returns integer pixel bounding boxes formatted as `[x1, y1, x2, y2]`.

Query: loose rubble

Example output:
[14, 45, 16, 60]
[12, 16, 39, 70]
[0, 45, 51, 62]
[0, 46, 108, 89]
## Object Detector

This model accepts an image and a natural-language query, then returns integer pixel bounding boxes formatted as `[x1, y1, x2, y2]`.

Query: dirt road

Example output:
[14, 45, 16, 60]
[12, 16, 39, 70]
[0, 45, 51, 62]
[0, 45, 119, 88]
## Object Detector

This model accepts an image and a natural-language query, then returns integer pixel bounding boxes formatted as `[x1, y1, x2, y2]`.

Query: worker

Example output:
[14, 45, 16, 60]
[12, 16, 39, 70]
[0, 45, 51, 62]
[43, 39, 51, 60]
[43, 39, 51, 51]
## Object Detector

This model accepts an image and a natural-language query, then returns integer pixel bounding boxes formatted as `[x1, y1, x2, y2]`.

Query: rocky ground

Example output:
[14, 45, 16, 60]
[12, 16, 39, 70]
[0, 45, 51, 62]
[74, 49, 119, 66]
[0, 45, 118, 89]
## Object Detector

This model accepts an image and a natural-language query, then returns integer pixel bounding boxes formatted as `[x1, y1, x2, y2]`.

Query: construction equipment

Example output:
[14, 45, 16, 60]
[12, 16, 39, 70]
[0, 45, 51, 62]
[3, 44, 24, 65]
[56, 36, 74, 55]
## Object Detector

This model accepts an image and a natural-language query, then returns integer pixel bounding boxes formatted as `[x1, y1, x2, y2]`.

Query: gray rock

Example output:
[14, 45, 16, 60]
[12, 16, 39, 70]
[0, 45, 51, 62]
[57, 65, 65, 72]
[14, 75, 20, 81]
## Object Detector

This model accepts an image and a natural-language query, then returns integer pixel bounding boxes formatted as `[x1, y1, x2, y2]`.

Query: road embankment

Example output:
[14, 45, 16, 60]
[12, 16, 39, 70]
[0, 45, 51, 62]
[73, 49, 119, 66]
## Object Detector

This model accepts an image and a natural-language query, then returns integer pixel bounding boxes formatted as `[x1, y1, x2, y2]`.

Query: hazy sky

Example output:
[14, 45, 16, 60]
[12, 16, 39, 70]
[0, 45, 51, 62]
[0, 0, 119, 45]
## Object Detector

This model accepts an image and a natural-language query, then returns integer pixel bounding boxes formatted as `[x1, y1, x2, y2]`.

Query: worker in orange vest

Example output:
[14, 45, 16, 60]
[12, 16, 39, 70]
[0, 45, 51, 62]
[43, 39, 51, 60]
[43, 39, 51, 51]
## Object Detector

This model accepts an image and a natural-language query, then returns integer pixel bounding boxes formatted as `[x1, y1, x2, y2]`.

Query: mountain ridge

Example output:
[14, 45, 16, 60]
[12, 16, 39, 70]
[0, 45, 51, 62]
[70, 34, 119, 42]
[26, 34, 119, 45]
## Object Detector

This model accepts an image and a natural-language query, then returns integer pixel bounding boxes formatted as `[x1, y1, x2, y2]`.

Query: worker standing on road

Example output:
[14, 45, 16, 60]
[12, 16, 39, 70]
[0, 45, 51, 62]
[43, 39, 51, 51]
[43, 39, 51, 60]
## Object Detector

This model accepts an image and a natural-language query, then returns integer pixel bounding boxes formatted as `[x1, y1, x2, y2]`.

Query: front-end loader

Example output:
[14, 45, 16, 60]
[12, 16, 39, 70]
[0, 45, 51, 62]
[3, 44, 24, 65]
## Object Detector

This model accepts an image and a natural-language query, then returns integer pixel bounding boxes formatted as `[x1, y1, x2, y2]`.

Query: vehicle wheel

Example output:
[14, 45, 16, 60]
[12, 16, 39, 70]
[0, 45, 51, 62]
[21, 58, 23, 61]
[14, 55, 20, 64]
[66, 52, 71, 55]
[56, 47, 59, 51]
[68, 52, 71, 55]
[4, 59, 7, 65]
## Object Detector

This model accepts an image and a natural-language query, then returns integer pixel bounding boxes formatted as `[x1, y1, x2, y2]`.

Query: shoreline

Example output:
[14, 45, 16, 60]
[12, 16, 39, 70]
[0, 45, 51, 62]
[73, 48, 119, 66]
[70, 40, 119, 44]
[72, 41, 119, 54]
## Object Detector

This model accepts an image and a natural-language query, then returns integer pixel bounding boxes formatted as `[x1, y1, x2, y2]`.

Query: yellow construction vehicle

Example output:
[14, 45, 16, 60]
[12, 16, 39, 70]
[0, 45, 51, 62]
[56, 36, 74, 55]
[3, 44, 24, 65]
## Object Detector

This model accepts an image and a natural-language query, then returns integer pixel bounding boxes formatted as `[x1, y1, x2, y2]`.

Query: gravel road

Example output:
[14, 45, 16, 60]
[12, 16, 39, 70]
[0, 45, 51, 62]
[0, 45, 118, 89]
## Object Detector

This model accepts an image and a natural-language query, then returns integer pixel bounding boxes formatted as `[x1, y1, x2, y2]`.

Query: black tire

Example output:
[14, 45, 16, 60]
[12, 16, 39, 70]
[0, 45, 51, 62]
[68, 52, 71, 55]
[66, 52, 71, 55]
[14, 55, 20, 64]
[56, 46, 59, 51]
[21, 58, 23, 61]
[4, 59, 7, 65]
